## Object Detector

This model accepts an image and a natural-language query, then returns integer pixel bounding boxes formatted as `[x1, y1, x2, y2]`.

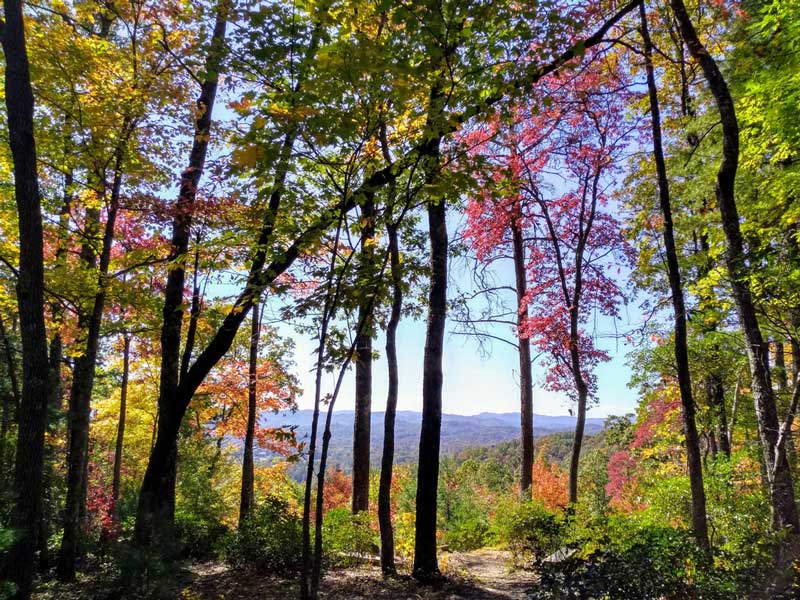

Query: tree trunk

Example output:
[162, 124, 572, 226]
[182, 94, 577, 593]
[379, 222, 402, 576]
[111, 334, 131, 520]
[0, 316, 21, 488]
[512, 220, 534, 496]
[670, 0, 799, 534]
[58, 148, 126, 580]
[38, 334, 64, 570]
[1, 1, 52, 596]
[239, 301, 260, 525]
[413, 183, 446, 582]
[352, 194, 375, 514]
[708, 373, 731, 458]
[567, 384, 587, 506]
[640, 3, 712, 557]
[775, 341, 788, 391]
[133, 4, 228, 549]
[300, 215, 346, 600]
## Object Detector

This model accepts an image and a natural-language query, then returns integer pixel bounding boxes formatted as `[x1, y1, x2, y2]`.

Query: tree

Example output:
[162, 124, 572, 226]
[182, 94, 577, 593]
[0, 1, 52, 597]
[239, 300, 261, 524]
[638, 1, 710, 557]
[378, 216, 404, 576]
[133, 0, 229, 548]
[669, 0, 799, 541]
[352, 194, 375, 514]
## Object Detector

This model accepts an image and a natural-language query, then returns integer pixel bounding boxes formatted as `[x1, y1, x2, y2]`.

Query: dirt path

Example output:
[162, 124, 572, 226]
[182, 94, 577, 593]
[181, 549, 536, 600]
[32, 549, 538, 599]
[445, 548, 536, 599]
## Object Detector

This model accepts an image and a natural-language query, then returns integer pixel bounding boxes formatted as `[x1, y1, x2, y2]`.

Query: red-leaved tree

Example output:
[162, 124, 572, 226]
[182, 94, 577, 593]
[465, 49, 636, 504]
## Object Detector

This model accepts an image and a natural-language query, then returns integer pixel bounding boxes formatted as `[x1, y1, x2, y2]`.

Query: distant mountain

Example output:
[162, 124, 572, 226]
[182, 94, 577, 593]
[252, 409, 606, 479]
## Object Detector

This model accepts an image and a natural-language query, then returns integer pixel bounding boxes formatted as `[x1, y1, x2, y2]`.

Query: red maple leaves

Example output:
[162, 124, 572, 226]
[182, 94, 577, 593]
[463, 46, 637, 399]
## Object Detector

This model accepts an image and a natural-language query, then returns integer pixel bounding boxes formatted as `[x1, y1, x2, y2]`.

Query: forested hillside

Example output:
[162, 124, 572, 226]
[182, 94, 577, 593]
[250, 410, 605, 478]
[2, 0, 800, 598]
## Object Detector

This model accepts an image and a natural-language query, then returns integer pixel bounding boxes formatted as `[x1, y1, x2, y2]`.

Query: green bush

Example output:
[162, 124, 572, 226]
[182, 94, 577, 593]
[225, 496, 303, 575]
[321, 508, 375, 568]
[174, 509, 229, 559]
[0, 526, 16, 600]
[112, 545, 171, 599]
[491, 499, 565, 567]
[534, 514, 750, 600]
[445, 516, 490, 551]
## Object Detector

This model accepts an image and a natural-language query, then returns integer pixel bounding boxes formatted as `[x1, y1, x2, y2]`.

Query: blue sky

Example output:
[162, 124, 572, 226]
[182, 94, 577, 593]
[276, 213, 646, 418]
[282, 303, 642, 418]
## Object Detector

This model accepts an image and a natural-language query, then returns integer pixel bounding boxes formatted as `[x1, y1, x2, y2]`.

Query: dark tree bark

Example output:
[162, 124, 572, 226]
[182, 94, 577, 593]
[180, 242, 203, 383]
[379, 222, 402, 576]
[775, 341, 788, 391]
[39, 172, 73, 570]
[352, 194, 375, 514]
[58, 146, 127, 581]
[311, 237, 387, 598]
[413, 163, 446, 582]
[639, 3, 711, 557]
[111, 334, 131, 519]
[239, 301, 260, 525]
[669, 0, 799, 535]
[301, 215, 346, 600]
[133, 4, 228, 548]
[534, 169, 597, 507]
[312, 337, 363, 598]
[707, 374, 731, 458]
[0, 316, 20, 485]
[696, 227, 731, 460]
[512, 219, 534, 496]
[0, 1, 52, 597]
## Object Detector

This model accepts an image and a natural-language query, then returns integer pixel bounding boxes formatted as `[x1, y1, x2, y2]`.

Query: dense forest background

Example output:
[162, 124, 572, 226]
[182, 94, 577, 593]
[1, 0, 800, 598]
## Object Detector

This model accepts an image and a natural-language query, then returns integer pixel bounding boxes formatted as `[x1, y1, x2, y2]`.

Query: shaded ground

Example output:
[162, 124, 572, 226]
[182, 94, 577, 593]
[182, 549, 536, 599]
[33, 549, 537, 600]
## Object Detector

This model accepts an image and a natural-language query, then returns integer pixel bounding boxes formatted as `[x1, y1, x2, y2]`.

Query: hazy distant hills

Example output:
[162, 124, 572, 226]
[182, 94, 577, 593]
[253, 409, 606, 477]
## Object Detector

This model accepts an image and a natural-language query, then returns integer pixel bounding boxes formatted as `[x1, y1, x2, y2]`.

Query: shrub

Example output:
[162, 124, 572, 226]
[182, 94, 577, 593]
[445, 516, 490, 552]
[0, 527, 15, 599]
[112, 545, 171, 599]
[491, 499, 565, 567]
[533, 515, 746, 600]
[393, 511, 416, 563]
[174, 509, 229, 559]
[321, 508, 375, 568]
[225, 496, 303, 575]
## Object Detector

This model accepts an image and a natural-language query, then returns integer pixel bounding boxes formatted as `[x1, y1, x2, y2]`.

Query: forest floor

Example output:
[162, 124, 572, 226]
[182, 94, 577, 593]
[33, 548, 538, 600]
[182, 548, 536, 599]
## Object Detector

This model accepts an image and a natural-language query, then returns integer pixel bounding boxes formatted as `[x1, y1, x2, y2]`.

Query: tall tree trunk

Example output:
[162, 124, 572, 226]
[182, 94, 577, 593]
[708, 374, 731, 458]
[38, 334, 64, 571]
[57, 146, 126, 580]
[352, 194, 375, 514]
[567, 382, 588, 506]
[413, 178, 446, 582]
[133, 4, 228, 549]
[239, 301, 260, 525]
[111, 334, 131, 520]
[512, 220, 534, 496]
[379, 222, 402, 576]
[39, 171, 73, 570]
[669, 0, 799, 536]
[300, 215, 346, 600]
[312, 352, 358, 598]
[775, 341, 788, 391]
[1, 1, 52, 596]
[311, 250, 383, 598]
[640, 3, 712, 557]
[0, 316, 21, 488]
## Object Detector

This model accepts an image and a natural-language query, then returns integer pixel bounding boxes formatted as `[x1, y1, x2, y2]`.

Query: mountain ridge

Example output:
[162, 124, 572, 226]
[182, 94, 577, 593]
[254, 409, 606, 477]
